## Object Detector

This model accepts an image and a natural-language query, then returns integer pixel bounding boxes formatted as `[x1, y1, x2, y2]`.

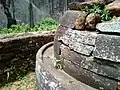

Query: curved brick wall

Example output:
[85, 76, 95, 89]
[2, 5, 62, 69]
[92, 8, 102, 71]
[0, 31, 55, 85]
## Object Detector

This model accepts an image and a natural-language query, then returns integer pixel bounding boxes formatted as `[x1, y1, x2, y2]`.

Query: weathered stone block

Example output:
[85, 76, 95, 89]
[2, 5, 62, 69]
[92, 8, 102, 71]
[59, 29, 97, 56]
[93, 34, 120, 62]
[96, 18, 120, 33]
[63, 59, 116, 90]
[85, 13, 101, 31]
[59, 10, 87, 28]
[60, 29, 97, 46]
[69, 42, 94, 56]
[61, 44, 120, 80]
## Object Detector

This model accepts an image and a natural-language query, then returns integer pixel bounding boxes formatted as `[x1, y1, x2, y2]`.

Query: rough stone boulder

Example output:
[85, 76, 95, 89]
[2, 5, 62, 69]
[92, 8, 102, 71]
[68, 0, 114, 10]
[0, 0, 51, 29]
[106, 0, 120, 16]
[86, 0, 114, 4]
[59, 10, 87, 29]
[96, 17, 120, 33]
[85, 13, 101, 31]
[10, 0, 45, 24]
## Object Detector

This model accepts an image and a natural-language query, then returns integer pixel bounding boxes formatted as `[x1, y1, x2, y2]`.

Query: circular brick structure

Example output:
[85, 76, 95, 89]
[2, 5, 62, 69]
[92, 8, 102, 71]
[54, 26, 119, 90]
[36, 42, 96, 90]
[36, 9, 120, 90]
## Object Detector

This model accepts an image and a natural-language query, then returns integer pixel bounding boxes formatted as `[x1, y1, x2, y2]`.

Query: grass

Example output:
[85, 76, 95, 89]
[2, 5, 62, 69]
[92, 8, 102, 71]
[85, 4, 112, 21]
[0, 72, 36, 90]
[0, 18, 58, 35]
[0, 57, 36, 90]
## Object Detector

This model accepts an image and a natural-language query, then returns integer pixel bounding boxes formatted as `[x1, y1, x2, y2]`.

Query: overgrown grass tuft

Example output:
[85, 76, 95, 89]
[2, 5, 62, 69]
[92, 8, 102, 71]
[85, 4, 112, 21]
[0, 18, 59, 35]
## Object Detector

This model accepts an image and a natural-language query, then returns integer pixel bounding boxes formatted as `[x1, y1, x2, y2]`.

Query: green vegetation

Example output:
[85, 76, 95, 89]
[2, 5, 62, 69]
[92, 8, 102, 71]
[54, 59, 63, 69]
[0, 18, 58, 89]
[0, 72, 36, 90]
[85, 4, 112, 21]
[0, 18, 58, 35]
[0, 58, 36, 90]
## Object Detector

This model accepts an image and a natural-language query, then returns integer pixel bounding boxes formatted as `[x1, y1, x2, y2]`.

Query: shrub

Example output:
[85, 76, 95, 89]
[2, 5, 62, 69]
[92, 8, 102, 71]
[0, 18, 58, 35]
[85, 4, 112, 21]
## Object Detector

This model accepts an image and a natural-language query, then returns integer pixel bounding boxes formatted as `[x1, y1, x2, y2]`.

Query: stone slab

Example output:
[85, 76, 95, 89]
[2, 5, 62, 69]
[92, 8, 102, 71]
[60, 44, 120, 80]
[59, 29, 97, 56]
[96, 18, 120, 33]
[93, 34, 120, 62]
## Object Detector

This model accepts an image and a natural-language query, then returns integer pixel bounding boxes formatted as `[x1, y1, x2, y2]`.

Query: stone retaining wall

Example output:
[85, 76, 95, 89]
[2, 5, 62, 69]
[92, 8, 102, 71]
[54, 9, 120, 90]
[54, 26, 120, 90]
[0, 31, 55, 85]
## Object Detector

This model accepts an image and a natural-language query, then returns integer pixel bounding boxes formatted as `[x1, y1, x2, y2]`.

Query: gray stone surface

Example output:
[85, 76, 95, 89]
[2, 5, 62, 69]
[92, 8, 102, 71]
[63, 59, 117, 90]
[36, 44, 96, 90]
[85, 13, 101, 31]
[10, 0, 46, 24]
[59, 29, 97, 56]
[60, 44, 120, 80]
[93, 34, 120, 62]
[32, 0, 66, 19]
[0, 0, 87, 29]
[54, 25, 69, 60]
[96, 18, 120, 33]
[60, 28, 97, 46]
[0, 11, 7, 29]
[59, 10, 87, 28]
[84, 58, 120, 80]
[0, 0, 46, 28]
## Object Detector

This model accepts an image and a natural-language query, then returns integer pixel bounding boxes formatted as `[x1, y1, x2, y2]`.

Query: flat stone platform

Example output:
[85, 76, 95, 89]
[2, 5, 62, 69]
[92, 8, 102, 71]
[36, 42, 96, 90]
